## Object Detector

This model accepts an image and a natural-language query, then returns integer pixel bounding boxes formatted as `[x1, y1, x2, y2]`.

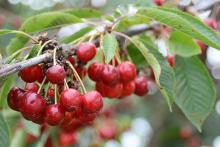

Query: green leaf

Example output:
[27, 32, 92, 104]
[59, 26, 93, 44]
[7, 12, 81, 54]
[174, 56, 216, 131]
[102, 33, 118, 63]
[22, 119, 40, 136]
[0, 113, 9, 147]
[140, 36, 176, 110]
[64, 8, 102, 18]
[127, 43, 149, 68]
[169, 31, 201, 57]
[10, 129, 26, 147]
[0, 75, 16, 108]
[137, 7, 220, 50]
[26, 45, 41, 59]
[115, 15, 150, 31]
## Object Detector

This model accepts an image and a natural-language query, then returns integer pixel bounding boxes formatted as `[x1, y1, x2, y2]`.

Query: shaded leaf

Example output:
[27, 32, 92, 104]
[22, 119, 40, 137]
[64, 8, 102, 18]
[0, 113, 9, 147]
[10, 129, 26, 147]
[26, 45, 41, 59]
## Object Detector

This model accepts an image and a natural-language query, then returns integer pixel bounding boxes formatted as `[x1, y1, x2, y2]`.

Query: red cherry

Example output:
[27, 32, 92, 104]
[60, 89, 82, 111]
[82, 91, 103, 113]
[101, 65, 120, 86]
[58, 132, 77, 146]
[7, 87, 25, 111]
[19, 92, 46, 120]
[103, 82, 123, 98]
[88, 62, 104, 82]
[117, 61, 136, 83]
[47, 88, 55, 97]
[67, 56, 75, 65]
[25, 83, 39, 93]
[60, 118, 83, 132]
[153, 0, 164, 6]
[78, 112, 97, 124]
[134, 76, 148, 96]
[121, 81, 135, 97]
[32, 114, 45, 125]
[44, 137, 53, 147]
[45, 104, 65, 126]
[74, 66, 87, 79]
[77, 43, 96, 62]
[46, 65, 66, 84]
[195, 40, 206, 53]
[166, 54, 175, 67]
[98, 121, 117, 140]
[179, 126, 193, 139]
[20, 65, 43, 83]
[204, 18, 218, 29]
[63, 112, 76, 122]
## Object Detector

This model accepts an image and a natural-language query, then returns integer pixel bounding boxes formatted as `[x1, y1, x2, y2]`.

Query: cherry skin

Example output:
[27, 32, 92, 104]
[153, 0, 164, 6]
[7, 87, 25, 111]
[88, 62, 104, 82]
[19, 92, 46, 120]
[58, 132, 77, 146]
[98, 121, 117, 140]
[134, 76, 148, 96]
[45, 104, 65, 126]
[103, 82, 123, 98]
[166, 54, 175, 67]
[117, 61, 136, 83]
[78, 112, 97, 124]
[67, 56, 75, 65]
[47, 88, 55, 97]
[46, 65, 66, 84]
[121, 81, 135, 97]
[195, 40, 206, 53]
[25, 83, 39, 93]
[60, 89, 82, 112]
[95, 82, 106, 97]
[204, 18, 218, 29]
[101, 65, 120, 86]
[20, 65, 43, 83]
[82, 91, 103, 113]
[76, 42, 96, 62]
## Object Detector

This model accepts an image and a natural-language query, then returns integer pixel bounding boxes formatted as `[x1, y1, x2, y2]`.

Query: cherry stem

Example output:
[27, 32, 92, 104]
[44, 82, 51, 97]
[53, 47, 57, 65]
[37, 40, 54, 56]
[64, 79, 69, 89]
[67, 61, 87, 94]
[37, 77, 46, 94]
[54, 85, 58, 104]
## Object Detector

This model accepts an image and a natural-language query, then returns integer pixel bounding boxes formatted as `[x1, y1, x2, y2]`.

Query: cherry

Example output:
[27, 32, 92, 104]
[7, 87, 25, 111]
[19, 92, 46, 120]
[166, 54, 175, 67]
[153, 0, 164, 6]
[98, 121, 117, 140]
[121, 81, 135, 97]
[45, 104, 65, 126]
[46, 65, 66, 84]
[134, 76, 148, 96]
[58, 132, 77, 146]
[96, 82, 123, 98]
[101, 65, 120, 86]
[82, 91, 103, 113]
[25, 83, 39, 93]
[32, 114, 45, 124]
[88, 62, 104, 82]
[75, 66, 87, 78]
[20, 65, 43, 83]
[195, 40, 206, 53]
[179, 126, 193, 139]
[60, 88, 82, 111]
[78, 112, 97, 124]
[117, 61, 136, 83]
[67, 56, 75, 65]
[63, 111, 76, 122]
[44, 137, 53, 147]
[204, 18, 218, 29]
[47, 88, 55, 97]
[76, 42, 96, 62]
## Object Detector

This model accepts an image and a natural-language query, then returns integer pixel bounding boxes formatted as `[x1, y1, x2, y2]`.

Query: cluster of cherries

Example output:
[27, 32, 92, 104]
[7, 41, 103, 129]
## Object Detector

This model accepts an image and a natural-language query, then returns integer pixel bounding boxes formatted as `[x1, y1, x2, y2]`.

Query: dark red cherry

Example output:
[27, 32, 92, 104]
[20, 65, 43, 83]
[117, 61, 136, 83]
[134, 76, 148, 96]
[153, 0, 164, 6]
[95, 82, 106, 97]
[166, 54, 175, 67]
[82, 91, 103, 113]
[60, 89, 82, 111]
[76, 43, 96, 62]
[121, 81, 135, 97]
[103, 82, 123, 98]
[46, 65, 66, 84]
[67, 56, 75, 65]
[47, 88, 55, 97]
[25, 83, 39, 93]
[74, 66, 87, 79]
[19, 92, 46, 120]
[45, 104, 65, 126]
[101, 65, 120, 86]
[7, 87, 25, 111]
[88, 62, 104, 82]
[78, 112, 97, 124]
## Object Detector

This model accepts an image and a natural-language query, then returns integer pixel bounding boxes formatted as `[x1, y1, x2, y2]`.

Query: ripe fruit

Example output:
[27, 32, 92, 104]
[117, 61, 136, 83]
[88, 62, 104, 82]
[67, 56, 75, 65]
[103, 82, 123, 98]
[153, 0, 164, 6]
[19, 92, 46, 120]
[82, 91, 103, 113]
[78, 112, 97, 124]
[134, 76, 148, 96]
[166, 54, 175, 67]
[179, 126, 193, 139]
[76, 43, 96, 62]
[7, 87, 25, 111]
[195, 40, 206, 52]
[25, 83, 39, 93]
[20, 65, 43, 83]
[46, 65, 66, 84]
[121, 81, 135, 97]
[47, 88, 55, 97]
[101, 65, 120, 86]
[58, 132, 77, 146]
[45, 104, 65, 125]
[98, 121, 117, 140]
[75, 66, 87, 78]
[204, 18, 218, 29]
[60, 89, 82, 111]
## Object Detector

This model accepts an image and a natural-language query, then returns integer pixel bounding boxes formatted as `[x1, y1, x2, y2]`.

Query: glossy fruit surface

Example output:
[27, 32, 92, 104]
[76, 43, 96, 62]
[25, 83, 39, 93]
[20, 65, 43, 83]
[46, 65, 66, 84]
[45, 104, 65, 125]
[7, 87, 25, 111]
[134, 76, 148, 96]
[117, 61, 136, 83]
[88, 62, 104, 82]
[101, 65, 120, 86]
[121, 81, 135, 97]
